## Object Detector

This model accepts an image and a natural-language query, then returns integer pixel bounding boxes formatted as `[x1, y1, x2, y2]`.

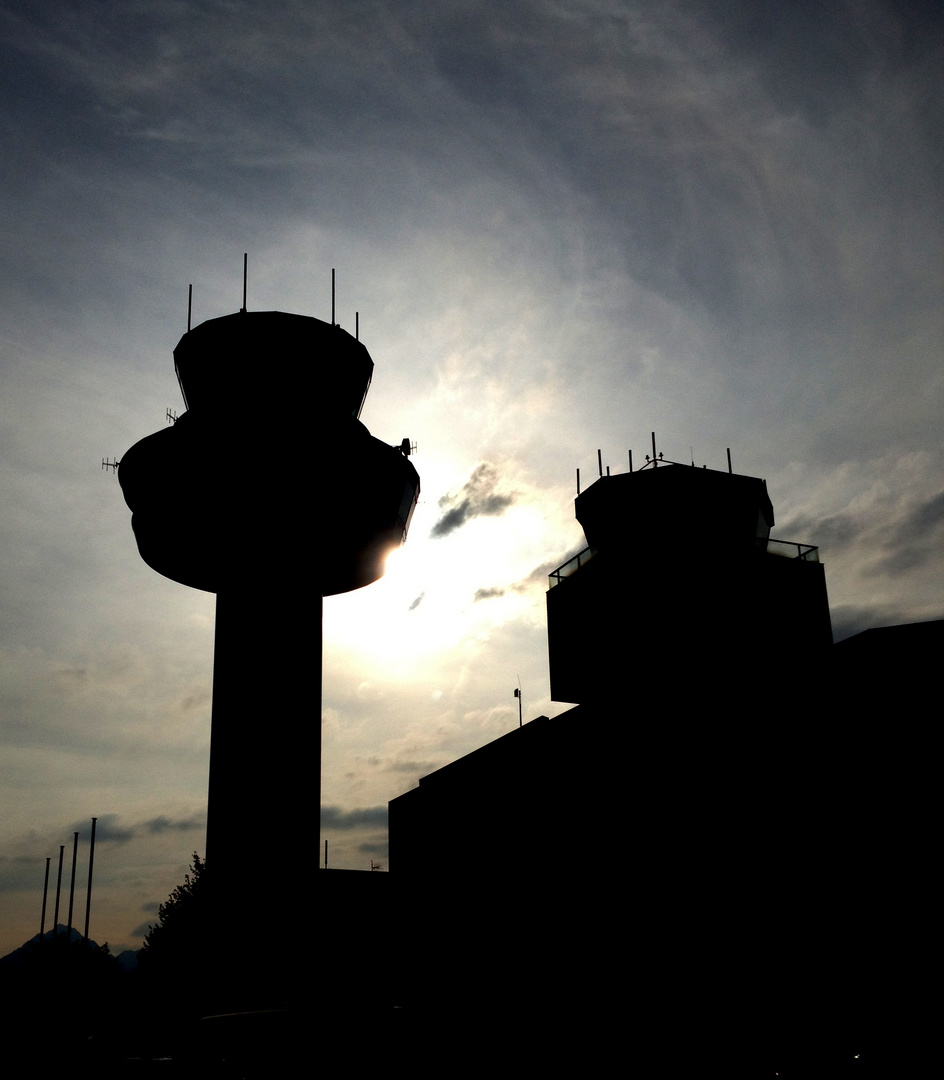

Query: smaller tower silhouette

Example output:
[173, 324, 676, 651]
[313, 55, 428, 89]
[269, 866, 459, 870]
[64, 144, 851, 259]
[546, 454, 831, 704]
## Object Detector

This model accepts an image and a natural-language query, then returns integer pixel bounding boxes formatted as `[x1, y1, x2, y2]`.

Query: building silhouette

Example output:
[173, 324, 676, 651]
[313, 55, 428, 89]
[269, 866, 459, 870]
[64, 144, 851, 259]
[546, 458, 832, 703]
[389, 453, 930, 1072]
[118, 298, 419, 1008]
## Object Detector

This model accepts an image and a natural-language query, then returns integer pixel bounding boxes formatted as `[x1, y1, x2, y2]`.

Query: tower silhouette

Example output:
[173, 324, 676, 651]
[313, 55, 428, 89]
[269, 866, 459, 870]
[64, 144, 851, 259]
[547, 455, 832, 704]
[118, 300, 419, 1005]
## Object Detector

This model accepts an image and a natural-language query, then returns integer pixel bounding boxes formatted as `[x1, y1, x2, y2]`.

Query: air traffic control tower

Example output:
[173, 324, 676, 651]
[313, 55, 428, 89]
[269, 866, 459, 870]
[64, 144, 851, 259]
[546, 447, 832, 706]
[118, 296, 419, 999]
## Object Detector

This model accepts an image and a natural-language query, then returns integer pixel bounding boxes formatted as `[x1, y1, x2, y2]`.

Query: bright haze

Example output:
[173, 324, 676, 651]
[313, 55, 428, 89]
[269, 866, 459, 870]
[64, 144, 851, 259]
[1, 1, 942, 957]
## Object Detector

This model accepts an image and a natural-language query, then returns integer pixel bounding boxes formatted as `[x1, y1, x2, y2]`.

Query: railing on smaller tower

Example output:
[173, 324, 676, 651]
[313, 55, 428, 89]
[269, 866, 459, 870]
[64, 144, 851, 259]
[547, 537, 819, 589]
[548, 547, 598, 588]
[765, 538, 820, 562]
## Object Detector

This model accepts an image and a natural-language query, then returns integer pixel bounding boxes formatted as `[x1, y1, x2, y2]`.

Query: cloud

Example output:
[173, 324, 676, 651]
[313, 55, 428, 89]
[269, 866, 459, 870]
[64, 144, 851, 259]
[65, 812, 205, 844]
[321, 805, 387, 831]
[474, 587, 505, 602]
[430, 463, 516, 538]
[871, 488, 944, 578]
[408, 592, 425, 611]
[143, 815, 205, 836]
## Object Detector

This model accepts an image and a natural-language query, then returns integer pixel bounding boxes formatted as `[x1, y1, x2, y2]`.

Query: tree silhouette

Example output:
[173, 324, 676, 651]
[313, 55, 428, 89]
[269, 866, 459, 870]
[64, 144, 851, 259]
[141, 852, 207, 956]
[136, 853, 212, 1014]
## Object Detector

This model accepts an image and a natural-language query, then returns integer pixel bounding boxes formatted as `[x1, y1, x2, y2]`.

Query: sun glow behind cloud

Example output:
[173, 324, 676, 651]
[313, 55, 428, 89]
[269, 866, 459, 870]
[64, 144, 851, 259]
[324, 490, 556, 680]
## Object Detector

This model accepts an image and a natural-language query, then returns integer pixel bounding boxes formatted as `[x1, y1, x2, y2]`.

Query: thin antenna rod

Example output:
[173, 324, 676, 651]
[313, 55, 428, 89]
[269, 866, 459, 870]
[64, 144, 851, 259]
[83, 817, 97, 940]
[727, 448, 732, 474]
[40, 857, 51, 938]
[241, 253, 248, 312]
[187, 284, 192, 332]
[53, 845, 64, 935]
[576, 468, 581, 495]
[331, 268, 336, 325]
[66, 831, 79, 937]
[355, 311, 359, 341]
[651, 431, 657, 467]
[629, 449, 633, 473]
[597, 449, 603, 477]
[515, 678, 522, 728]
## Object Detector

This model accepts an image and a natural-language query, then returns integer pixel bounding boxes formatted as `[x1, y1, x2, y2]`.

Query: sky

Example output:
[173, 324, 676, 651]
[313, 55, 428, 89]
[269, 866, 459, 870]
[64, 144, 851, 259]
[1, 0, 942, 958]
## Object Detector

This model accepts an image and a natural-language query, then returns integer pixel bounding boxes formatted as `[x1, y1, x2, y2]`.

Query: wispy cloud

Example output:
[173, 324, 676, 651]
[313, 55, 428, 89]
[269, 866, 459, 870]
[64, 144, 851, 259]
[321, 805, 387, 831]
[430, 463, 516, 538]
[65, 813, 205, 844]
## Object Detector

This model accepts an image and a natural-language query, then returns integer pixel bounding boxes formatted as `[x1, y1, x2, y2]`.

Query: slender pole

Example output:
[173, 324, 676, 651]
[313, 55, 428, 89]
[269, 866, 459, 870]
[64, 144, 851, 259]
[187, 283, 193, 332]
[629, 449, 633, 473]
[576, 468, 580, 495]
[651, 431, 657, 467]
[727, 447, 733, 474]
[53, 845, 64, 935]
[355, 311, 359, 341]
[84, 817, 97, 940]
[331, 268, 336, 325]
[40, 857, 51, 938]
[241, 253, 248, 312]
[66, 831, 79, 937]
[597, 449, 603, 477]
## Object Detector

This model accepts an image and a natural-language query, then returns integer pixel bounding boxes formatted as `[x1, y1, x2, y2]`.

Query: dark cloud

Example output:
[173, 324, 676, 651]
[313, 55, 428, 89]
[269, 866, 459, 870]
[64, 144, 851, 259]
[143, 815, 204, 836]
[430, 463, 516, 538]
[66, 812, 204, 844]
[780, 511, 860, 556]
[474, 587, 505, 601]
[70, 814, 134, 843]
[781, 485, 944, 581]
[475, 556, 572, 601]
[387, 760, 442, 776]
[356, 841, 388, 858]
[321, 805, 387, 831]
[872, 488, 944, 577]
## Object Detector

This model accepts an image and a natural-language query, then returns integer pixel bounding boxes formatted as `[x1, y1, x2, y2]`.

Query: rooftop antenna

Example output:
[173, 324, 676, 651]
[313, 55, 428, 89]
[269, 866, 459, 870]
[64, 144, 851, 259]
[102, 458, 119, 473]
[597, 449, 603, 477]
[691, 446, 695, 466]
[187, 284, 193, 332]
[240, 253, 248, 313]
[628, 449, 633, 473]
[514, 678, 522, 728]
[331, 268, 336, 326]
[727, 448, 733, 474]
[355, 311, 359, 341]
[651, 431, 657, 467]
[166, 409, 178, 425]
[576, 468, 581, 495]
